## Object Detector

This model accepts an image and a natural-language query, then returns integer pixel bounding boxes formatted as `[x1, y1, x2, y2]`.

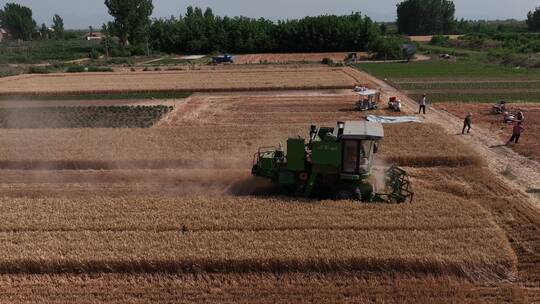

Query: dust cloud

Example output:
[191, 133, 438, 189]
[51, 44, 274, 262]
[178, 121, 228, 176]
[0, 94, 279, 198]
[371, 158, 392, 193]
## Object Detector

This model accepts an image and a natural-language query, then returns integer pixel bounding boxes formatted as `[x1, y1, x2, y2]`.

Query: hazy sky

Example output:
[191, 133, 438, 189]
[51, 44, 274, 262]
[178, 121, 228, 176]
[1, 0, 538, 29]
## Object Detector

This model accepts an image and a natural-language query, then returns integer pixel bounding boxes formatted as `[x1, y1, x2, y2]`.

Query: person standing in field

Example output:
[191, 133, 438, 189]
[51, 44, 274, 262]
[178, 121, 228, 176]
[506, 122, 525, 145]
[516, 111, 525, 123]
[418, 94, 427, 114]
[462, 112, 473, 134]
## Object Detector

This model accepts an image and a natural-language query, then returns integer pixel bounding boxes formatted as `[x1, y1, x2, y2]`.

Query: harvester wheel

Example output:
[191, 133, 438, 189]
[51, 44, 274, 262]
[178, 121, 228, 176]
[333, 186, 362, 201]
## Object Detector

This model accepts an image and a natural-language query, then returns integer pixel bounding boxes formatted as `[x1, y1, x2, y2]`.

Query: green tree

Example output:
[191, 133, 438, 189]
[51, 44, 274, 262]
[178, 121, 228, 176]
[527, 6, 540, 31]
[104, 0, 154, 47]
[39, 23, 49, 39]
[148, 7, 392, 55]
[379, 23, 388, 35]
[52, 14, 64, 39]
[0, 3, 37, 40]
[372, 36, 407, 60]
[396, 0, 456, 35]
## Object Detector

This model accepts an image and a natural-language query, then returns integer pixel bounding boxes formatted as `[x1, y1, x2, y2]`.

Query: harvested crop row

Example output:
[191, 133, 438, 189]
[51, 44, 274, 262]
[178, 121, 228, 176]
[158, 94, 364, 127]
[0, 123, 480, 170]
[408, 166, 540, 284]
[0, 191, 494, 233]
[0, 228, 514, 280]
[0, 273, 521, 304]
[0, 68, 360, 95]
[381, 124, 483, 167]
[0, 106, 173, 128]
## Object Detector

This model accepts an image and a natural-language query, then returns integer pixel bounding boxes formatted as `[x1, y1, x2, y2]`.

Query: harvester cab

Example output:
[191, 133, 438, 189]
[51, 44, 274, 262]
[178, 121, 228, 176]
[251, 121, 413, 203]
[354, 87, 380, 111]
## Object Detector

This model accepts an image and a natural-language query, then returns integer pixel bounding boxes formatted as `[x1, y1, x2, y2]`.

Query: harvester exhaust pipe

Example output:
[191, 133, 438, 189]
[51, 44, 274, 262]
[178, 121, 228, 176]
[337, 121, 345, 137]
[309, 125, 317, 144]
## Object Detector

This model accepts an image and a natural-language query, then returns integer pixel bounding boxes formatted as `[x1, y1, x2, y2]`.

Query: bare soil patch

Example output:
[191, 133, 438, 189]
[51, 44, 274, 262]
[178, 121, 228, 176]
[409, 35, 462, 42]
[436, 102, 540, 162]
[234, 52, 368, 64]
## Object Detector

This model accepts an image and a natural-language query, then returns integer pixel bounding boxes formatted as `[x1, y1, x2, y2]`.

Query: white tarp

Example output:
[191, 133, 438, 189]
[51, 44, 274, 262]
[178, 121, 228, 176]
[354, 86, 378, 96]
[366, 115, 423, 124]
[179, 55, 206, 60]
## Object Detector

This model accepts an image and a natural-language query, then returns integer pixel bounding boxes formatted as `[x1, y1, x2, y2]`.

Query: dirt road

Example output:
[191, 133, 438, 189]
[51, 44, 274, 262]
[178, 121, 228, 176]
[353, 68, 540, 202]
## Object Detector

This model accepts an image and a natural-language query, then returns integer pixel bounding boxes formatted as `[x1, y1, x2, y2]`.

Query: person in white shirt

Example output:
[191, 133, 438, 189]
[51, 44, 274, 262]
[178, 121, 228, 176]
[418, 94, 427, 114]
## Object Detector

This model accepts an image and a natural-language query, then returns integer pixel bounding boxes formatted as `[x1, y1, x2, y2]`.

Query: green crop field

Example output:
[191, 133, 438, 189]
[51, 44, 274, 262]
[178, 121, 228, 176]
[358, 59, 540, 79]
[419, 44, 483, 58]
[407, 92, 540, 103]
[0, 40, 101, 64]
[396, 81, 540, 91]
[0, 105, 173, 128]
[358, 58, 540, 103]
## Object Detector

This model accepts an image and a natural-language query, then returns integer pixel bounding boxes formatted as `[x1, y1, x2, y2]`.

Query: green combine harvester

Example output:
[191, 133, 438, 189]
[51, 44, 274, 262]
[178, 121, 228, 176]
[251, 121, 413, 203]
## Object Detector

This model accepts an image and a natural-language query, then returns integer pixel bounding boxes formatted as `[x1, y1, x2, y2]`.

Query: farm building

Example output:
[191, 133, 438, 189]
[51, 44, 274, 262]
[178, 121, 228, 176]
[83, 31, 104, 41]
[0, 28, 8, 42]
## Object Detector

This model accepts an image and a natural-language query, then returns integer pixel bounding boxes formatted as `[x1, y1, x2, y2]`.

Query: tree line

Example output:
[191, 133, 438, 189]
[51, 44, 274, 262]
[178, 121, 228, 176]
[149, 7, 389, 54]
[2, 0, 540, 54]
[0, 3, 64, 40]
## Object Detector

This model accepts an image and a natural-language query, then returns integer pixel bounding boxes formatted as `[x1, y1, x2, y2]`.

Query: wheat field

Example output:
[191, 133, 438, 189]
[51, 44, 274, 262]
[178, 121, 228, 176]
[0, 193, 515, 280]
[0, 67, 360, 95]
[0, 67, 538, 302]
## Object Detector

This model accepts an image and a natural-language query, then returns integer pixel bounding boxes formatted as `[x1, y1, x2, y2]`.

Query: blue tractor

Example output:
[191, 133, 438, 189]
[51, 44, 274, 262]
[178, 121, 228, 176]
[212, 54, 234, 64]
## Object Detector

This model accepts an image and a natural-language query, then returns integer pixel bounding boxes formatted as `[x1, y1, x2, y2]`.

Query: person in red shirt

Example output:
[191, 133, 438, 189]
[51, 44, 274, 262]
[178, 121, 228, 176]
[506, 122, 525, 145]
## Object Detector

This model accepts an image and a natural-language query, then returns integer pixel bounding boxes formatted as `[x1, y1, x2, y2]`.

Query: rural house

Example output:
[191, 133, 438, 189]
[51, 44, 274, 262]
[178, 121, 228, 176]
[0, 28, 8, 42]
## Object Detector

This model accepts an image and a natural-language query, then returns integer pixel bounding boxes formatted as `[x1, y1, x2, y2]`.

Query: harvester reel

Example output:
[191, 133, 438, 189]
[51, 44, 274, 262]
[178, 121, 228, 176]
[375, 165, 414, 204]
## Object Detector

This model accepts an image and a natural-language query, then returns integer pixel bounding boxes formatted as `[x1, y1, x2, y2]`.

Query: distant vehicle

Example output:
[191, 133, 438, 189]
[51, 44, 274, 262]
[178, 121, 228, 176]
[354, 87, 381, 111]
[345, 52, 358, 63]
[401, 44, 417, 61]
[212, 54, 234, 64]
[440, 53, 451, 60]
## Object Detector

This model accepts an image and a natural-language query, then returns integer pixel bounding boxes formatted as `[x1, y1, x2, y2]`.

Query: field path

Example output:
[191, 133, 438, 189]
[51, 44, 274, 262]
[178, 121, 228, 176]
[354, 67, 540, 297]
[353, 68, 540, 197]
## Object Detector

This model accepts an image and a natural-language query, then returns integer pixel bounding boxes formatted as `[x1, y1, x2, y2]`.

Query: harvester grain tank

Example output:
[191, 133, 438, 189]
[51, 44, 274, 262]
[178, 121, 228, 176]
[251, 121, 413, 203]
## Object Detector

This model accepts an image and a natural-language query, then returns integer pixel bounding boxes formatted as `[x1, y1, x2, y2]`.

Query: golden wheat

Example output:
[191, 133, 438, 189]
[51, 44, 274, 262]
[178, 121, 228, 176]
[0, 273, 521, 304]
[0, 191, 516, 280]
[0, 67, 359, 95]
[0, 123, 480, 170]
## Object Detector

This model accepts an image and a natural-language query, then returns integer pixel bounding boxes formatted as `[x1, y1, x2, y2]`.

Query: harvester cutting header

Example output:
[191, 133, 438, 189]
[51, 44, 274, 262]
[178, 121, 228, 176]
[251, 121, 413, 203]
